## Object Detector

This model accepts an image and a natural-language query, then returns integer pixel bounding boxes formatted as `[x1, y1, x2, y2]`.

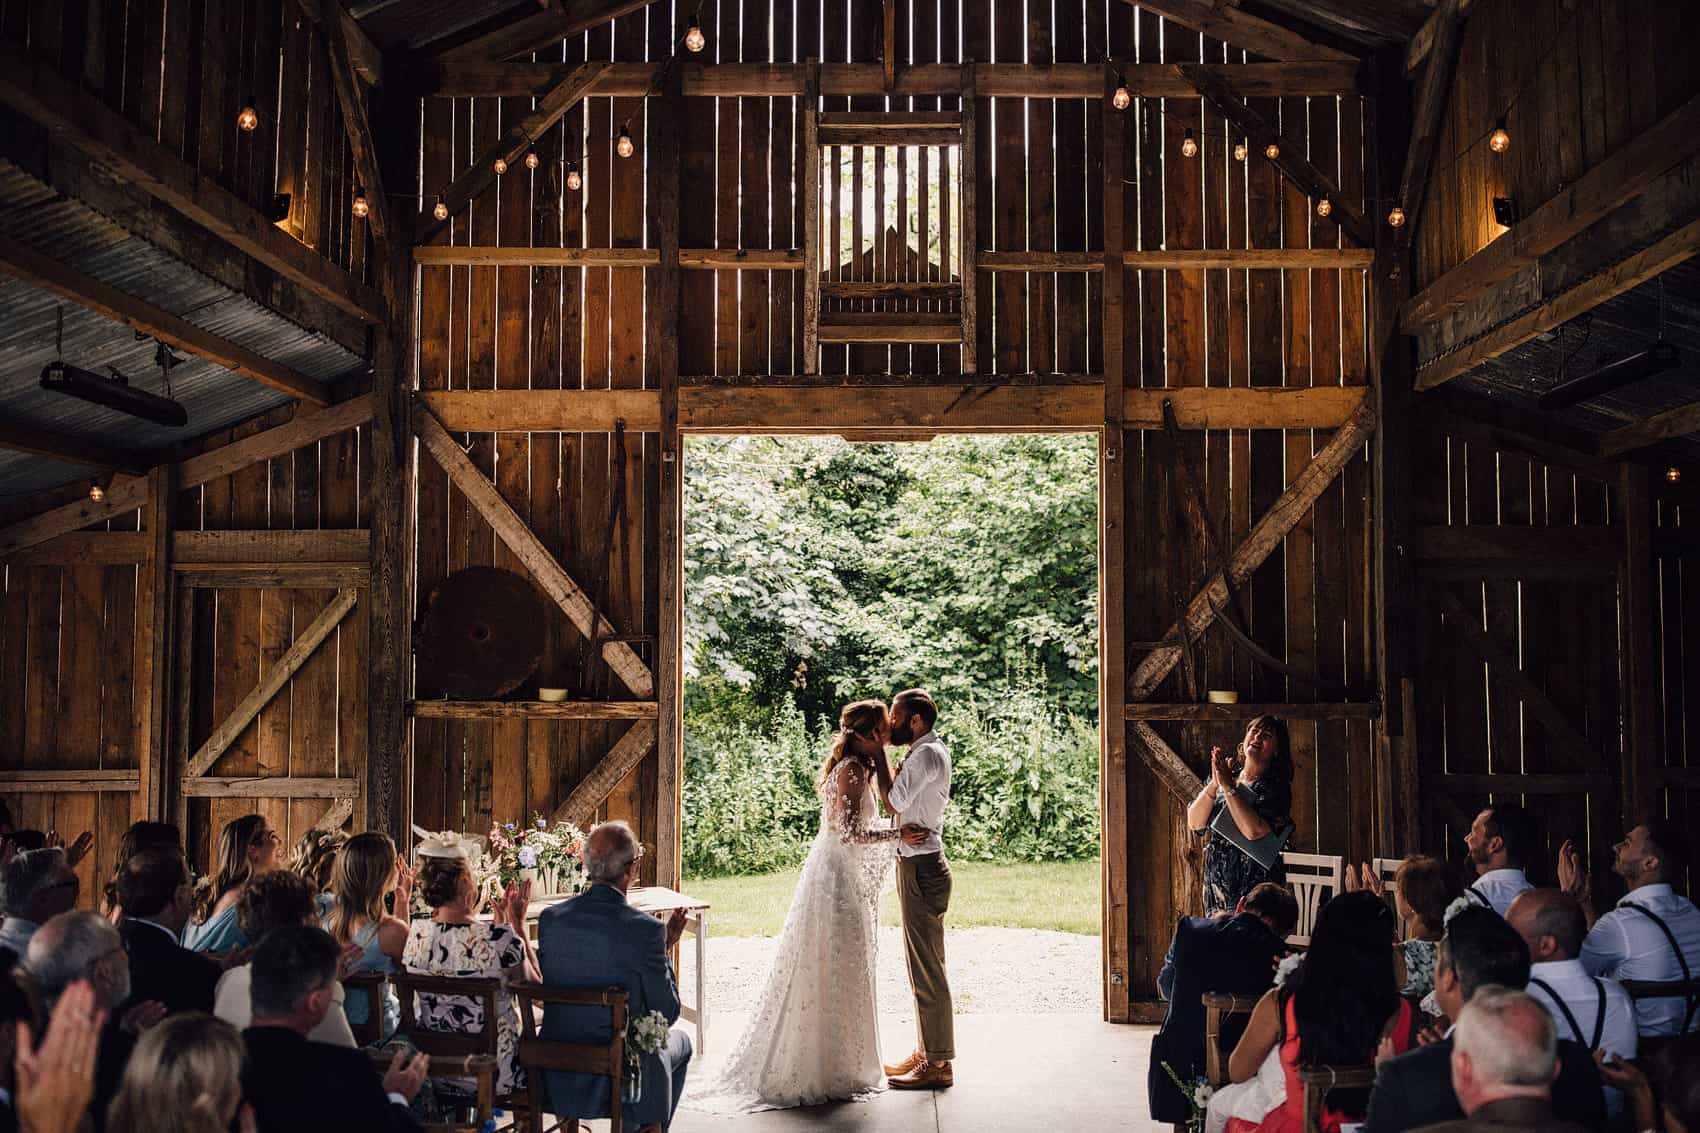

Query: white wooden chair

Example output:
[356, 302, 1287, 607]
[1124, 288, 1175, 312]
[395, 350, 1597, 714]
[1372, 856, 1405, 938]
[1282, 852, 1344, 948]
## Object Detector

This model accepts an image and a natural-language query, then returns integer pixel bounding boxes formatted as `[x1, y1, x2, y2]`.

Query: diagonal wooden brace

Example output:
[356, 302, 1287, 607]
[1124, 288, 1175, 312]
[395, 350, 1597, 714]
[1131, 721, 1205, 804]
[552, 720, 660, 826]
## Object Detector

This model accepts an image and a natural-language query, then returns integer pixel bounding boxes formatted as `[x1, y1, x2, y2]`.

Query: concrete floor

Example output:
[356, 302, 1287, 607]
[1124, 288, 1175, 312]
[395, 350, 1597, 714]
[654, 1012, 1165, 1133]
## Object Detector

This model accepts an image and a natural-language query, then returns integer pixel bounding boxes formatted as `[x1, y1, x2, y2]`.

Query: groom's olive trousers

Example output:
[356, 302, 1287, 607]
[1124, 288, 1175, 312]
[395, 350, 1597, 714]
[897, 851, 955, 1061]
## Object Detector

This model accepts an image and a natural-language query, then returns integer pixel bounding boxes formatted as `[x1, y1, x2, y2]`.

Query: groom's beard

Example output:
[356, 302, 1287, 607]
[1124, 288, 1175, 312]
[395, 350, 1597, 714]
[890, 720, 913, 745]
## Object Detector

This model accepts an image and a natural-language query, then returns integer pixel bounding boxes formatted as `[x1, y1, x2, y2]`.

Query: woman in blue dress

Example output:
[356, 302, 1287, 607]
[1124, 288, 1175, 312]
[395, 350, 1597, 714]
[184, 813, 281, 953]
[322, 831, 412, 1040]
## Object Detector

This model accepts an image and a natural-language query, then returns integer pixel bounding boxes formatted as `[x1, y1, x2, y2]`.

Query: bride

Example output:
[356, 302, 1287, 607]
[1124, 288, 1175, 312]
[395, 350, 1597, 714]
[687, 699, 902, 1112]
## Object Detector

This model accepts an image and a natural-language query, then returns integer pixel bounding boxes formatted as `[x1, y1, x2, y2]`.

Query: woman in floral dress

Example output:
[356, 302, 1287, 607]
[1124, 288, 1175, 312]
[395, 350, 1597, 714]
[1186, 716, 1294, 917]
[404, 852, 541, 1096]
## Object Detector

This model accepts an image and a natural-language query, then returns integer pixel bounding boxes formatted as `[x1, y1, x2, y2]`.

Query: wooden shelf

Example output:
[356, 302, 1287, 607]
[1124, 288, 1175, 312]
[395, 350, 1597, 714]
[408, 700, 659, 720]
[1124, 701, 1379, 722]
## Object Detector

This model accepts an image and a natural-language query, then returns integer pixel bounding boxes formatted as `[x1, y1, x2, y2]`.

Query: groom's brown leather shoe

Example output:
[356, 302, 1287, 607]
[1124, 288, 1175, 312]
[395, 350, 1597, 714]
[882, 1050, 924, 1077]
[888, 1061, 953, 1090]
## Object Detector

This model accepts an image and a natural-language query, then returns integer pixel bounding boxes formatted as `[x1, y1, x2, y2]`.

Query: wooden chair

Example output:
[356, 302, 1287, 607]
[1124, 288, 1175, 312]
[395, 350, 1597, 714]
[392, 972, 530, 1128]
[509, 981, 661, 1133]
[1281, 852, 1344, 948]
[1622, 978, 1700, 1051]
[1201, 991, 1261, 1087]
[1297, 1064, 1375, 1133]
[1372, 856, 1405, 938]
[343, 970, 391, 1047]
[365, 1049, 497, 1133]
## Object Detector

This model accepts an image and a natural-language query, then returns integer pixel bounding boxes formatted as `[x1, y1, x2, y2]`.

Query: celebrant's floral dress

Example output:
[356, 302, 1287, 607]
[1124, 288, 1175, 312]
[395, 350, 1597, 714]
[1199, 777, 1291, 917]
[403, 920, 529, 1094]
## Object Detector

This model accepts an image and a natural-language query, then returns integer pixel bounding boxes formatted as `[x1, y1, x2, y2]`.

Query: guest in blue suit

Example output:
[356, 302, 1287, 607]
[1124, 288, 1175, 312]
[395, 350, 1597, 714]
[537, 821, 692, 1131]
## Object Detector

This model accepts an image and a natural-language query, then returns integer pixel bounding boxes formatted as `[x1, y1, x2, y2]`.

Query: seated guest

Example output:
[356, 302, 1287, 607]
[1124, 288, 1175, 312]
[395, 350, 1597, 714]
[1598, 1032, 1700, 1133]
[116, 845, 221, 1016]
[100, 822, 181, 923]
[291, 828, 348, 896]
[107, 1013, 253, 1133]
[1345, 854, 1452, 998]
[1407, 986, 1594, 1133]
[322, 832, 411, 1040]
[404, 840, 539, 1097]
[1363, 906, 1606, 1133]
[537, 821, 692, 1132]
[242, 925, 427, 1133]
[1211, 891, 1415, 1133]
[1558, 820, 1700, 1038]
[184, 814, 280, 954]
[1506, 889, 1635, 1116]
[0, 849, 80, 958]
[1147, 883, 1298, 1124]
[1462, 803, 1537, 916]
[213, 870, 357, 1047]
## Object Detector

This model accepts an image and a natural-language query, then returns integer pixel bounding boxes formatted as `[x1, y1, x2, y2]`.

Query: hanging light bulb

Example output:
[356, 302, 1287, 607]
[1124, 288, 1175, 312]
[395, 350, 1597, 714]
[566, 161, 583, 192]
[87, 478, 104, 502]
[525, 149, 540, 170]
[616, 125, 635, 158]
[351, 187, 369, 219]
[236, 98, 259, 133]
[1315, 196, 1332, 218]
[1180, 128, 1198, 159]
[1264, 141, 1280, 161]
[684, 22, 706, 52]
[432, 195, 449, 222]
[1489, 117, 1511, 153]
[493, 156, 509, 175]
[1111, 79, 1131, 111]
[1668, 466, 1683, 485]
[1233, 137, 1248, 162]
[1388, 202, 1407, 228]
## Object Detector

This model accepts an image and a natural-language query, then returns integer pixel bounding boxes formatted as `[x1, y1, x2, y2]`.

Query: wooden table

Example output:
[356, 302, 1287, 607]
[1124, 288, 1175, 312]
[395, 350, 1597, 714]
[494, 885, 713, 1056]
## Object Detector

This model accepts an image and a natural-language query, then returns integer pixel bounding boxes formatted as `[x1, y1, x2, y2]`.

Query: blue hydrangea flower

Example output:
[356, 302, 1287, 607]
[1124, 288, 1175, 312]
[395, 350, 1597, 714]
[518, 846, 538, 869]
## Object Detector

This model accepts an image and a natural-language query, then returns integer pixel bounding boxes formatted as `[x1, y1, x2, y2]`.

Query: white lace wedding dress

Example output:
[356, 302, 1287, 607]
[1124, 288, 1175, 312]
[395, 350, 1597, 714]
[685, 759, 898, 1112]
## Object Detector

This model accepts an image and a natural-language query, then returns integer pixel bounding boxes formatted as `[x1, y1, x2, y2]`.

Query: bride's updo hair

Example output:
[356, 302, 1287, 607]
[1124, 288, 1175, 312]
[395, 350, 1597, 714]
[819, 700, 888, 787]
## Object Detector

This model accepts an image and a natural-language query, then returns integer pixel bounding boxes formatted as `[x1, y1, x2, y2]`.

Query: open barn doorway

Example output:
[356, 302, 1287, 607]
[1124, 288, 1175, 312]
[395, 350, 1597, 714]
[675, 430, 1104, 1056]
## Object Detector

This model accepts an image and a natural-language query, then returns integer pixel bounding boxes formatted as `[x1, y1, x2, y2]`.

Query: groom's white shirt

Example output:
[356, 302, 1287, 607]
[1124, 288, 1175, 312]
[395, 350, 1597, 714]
[889, 729, 951, 858]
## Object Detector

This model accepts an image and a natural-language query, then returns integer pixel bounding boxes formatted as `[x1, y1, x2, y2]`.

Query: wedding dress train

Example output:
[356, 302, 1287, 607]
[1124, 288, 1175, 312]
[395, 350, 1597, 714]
[685, 760, 897, 1112]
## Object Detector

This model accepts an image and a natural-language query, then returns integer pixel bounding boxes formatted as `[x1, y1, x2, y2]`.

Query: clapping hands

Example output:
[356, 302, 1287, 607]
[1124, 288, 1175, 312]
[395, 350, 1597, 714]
[391, 860, 415, 914]
[1209, 747, 1236, 791]
[45, 829, 94, 868]
[381, 1047, 432, 1102]
[1557, 839, 1591, 903]
[1342, 862, 1386, 898]
[15, 980, 103, 1133]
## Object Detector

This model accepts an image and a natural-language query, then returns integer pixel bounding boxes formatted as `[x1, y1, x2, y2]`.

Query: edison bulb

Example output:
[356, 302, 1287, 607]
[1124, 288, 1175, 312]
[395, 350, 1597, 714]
[1233, 138, 1248, 162]
[1111, 84, 1131, 111]
[88, 479, 104, 502]
[1388, 204, 1407, 228]
[352, 189, 369, 219]
[616, 127, 635, 158]
[1264, 142, 1280, 160]
[1315, 196, 1332, 218]
[1180, 128, 1198, 158]
[433, 195, 449, 222]
[566, 162, 583, 192]
[493, 157, 509, 175]
[1668, 466, 1683, 485]
[525, 150, 540, 170]
[1489, 119, 1511, 153]
[236, 104, 259, 132]
[685, 23, 706, 52]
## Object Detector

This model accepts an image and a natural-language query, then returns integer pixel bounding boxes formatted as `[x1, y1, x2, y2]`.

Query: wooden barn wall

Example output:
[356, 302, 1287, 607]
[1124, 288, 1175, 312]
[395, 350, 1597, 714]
[0, 0, 372, 281]
[1654, 484, 1700, 892]
[1414, 0, 1700, 289]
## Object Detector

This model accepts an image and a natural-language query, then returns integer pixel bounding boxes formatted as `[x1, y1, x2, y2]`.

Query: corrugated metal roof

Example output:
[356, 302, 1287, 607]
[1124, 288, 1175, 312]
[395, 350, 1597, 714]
[0, 158, 365, 503]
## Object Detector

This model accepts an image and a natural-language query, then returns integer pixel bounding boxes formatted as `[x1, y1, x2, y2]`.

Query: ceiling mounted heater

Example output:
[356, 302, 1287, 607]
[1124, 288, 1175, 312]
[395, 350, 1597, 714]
[1537, 341, 1681, 411]
[40, 360, 189, 427]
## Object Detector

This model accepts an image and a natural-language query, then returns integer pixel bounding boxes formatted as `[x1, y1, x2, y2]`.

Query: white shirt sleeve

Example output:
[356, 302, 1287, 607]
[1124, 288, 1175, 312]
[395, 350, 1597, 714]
[1579, 914, 1630, 977]
[888, 746, 937, 814]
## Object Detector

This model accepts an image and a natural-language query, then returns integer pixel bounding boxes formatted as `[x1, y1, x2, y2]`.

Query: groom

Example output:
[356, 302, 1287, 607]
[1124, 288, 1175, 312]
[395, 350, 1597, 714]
[873, 688, 955, 1090]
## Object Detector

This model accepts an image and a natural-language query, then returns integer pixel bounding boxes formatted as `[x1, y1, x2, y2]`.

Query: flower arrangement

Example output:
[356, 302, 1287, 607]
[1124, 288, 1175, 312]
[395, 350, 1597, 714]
[1273, 951, 1305, 989]
[1160, 1062, 1213, 1131]
[488, 814, 589, 898]
[623, 1010, 673, 1101]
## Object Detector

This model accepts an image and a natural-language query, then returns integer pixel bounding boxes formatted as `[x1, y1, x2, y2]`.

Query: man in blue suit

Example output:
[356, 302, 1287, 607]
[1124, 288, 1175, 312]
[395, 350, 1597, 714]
[1146, 882, 1298, 1124]
[537, 821, 692, 1131]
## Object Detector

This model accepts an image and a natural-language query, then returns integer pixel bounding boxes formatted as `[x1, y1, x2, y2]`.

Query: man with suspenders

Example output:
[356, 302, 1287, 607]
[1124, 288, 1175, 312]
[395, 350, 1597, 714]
[1558, 819, 1700, 1039]
[1506, 889, 1637, 1119]
[1462, 804, 1536, 916]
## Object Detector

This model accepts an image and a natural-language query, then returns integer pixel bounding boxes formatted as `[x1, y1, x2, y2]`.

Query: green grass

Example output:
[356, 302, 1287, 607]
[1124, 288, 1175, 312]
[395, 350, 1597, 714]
[682, 858, 1101, 938]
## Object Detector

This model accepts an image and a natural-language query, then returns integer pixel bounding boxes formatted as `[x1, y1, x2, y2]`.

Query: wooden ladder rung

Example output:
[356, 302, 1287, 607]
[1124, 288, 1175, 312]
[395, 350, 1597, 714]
[821, 281, 962, 301]
[817, 112, 963, 147]
[817, 323, 964, 344]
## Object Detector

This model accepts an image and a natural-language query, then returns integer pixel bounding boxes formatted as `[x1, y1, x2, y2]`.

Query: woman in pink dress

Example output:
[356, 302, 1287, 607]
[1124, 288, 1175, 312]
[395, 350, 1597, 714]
[1221, 891, 1417, 1133]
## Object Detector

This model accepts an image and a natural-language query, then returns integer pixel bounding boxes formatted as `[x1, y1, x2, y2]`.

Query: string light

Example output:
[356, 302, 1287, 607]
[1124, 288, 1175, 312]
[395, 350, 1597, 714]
[1387, 202, 1407, 228]
[1489, 118, 1511, 153]
[351, 187, 369, 219]
[616, 126, 635, 158]
[1669, 466, 1684, 485]
[684, 21, 706, 52]
[524, 149, 540, 170]
[1180, 128, 1198, 158]
[432, 195, 448, 222]
[87, 478, 104, 502]
[1111, 78, 1131, 111]
[1315, 196, 1332, 218]
[566, 161, 583, 192]
[1264, 141, 1280, 161]
[236, 98, 259, 133]
[1233, 137, 1248, 162]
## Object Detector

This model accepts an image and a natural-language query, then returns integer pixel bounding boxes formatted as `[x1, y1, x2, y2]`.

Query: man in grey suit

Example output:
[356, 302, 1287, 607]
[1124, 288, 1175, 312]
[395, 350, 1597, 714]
[537, 821, 692, 1131]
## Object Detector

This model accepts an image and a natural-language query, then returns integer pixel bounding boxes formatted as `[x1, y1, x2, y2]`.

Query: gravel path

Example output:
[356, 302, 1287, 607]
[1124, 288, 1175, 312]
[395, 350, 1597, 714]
[679, 927, 1102, 1020]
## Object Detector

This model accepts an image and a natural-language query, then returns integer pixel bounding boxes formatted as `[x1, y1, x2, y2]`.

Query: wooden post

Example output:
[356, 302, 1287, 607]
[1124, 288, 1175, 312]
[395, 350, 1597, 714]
[958, 65, 979, 374]
[1099, 62, 1131, 1024]
[135, 463, 175, 819]
[802, 61, 821, 375]
[1620, 463, 1658, 823]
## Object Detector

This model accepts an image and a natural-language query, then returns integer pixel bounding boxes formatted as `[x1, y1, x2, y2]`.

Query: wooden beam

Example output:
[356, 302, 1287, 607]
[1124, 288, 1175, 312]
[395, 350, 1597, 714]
[1422, 388, 1617, 481]
[0, 235, 331, 404]
[0, 770, 141, 793]
[419, 61, 1364, 100]
[1117, 0, 1356, 61]
[436, 1, 657, 62]
[1414, 215, 1700, 391]
[1402, 95, 1700, 330]
[289, 0, 382, 86]
[408, 700, 659, 720]
[1410, 524, 1621, 566]
[552, 720, 660, 826]
[174, 563, 369, 588]
[177, 397, 374, 489]
[980, 251, 1103, 272]
[184, 588, 360, 778]
[414, 405, 655, 699]
[959, 66, 978, 373]
[0, 39, 387, 325]
[1122, 386, 1368, 429]
[817, 323, 963, 344]
[0, 419, 147, 474]
[415, 247, 658, 267]
[312, 798, 355, 832]
[417, 389, 660, 433]
[1128, 393, 1377, 700]
[415, 63, 609, 246]
[0, 477, 149, 559]
[1597, 399, 1700, 457]
[1124, 248, 1374, 270]
[171, 528, 369, 563]
[136, 464, 172, 818]
[802, 72, 821, 374]
[5, 531, 149, 565]
[1177, 63, 1372, 248]
[415, 246, 1375, 271]
[678, 383, 1101, 433]
[1125, 701, 1379, 721]
[1404, 0, 1475, 73]
[180, 776, 359, 798]
[1394, 0, 1467, 253]
[677, 248, 803, 270]
[319, 0, 388, 242]
[1129, 723, 1204, 803]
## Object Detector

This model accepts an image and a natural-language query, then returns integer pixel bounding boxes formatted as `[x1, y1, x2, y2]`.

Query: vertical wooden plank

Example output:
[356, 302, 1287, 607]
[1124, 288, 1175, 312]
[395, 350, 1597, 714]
[651, 65, 683, 890]
[959, 67, 979, 374]
[991, 1, 1023, 375]
[802, 65, 820, 374]
[1027, 9, 1055, 376]
[1622, 463, 1658, 823]
[55, 565, 103, 765]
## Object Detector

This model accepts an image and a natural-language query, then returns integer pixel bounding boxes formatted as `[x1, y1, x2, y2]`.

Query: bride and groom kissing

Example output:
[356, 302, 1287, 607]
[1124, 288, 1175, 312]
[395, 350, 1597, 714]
[691, 688, 956, 1113]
